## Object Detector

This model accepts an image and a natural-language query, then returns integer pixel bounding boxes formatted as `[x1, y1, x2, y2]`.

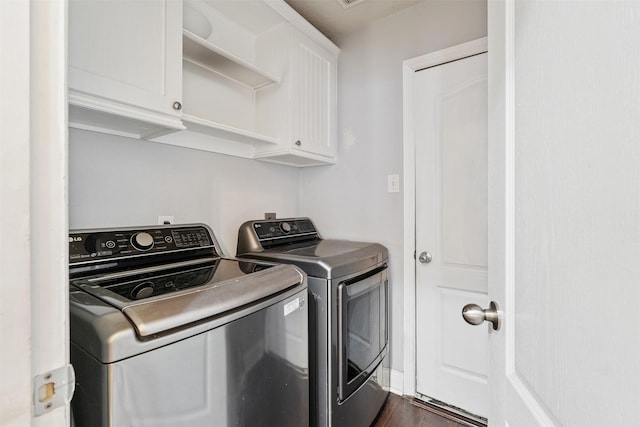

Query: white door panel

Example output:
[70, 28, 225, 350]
[439, 77, 488, 269]
[437, 288, 488, 378]
[415, 51, 488, 418]
[489, 1, 640, 425]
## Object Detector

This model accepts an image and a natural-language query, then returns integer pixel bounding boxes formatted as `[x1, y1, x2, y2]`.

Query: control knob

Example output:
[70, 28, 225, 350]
[131, 232, 154, 251]
[280, 222, 292, 233]
[83, 234, 100, 254]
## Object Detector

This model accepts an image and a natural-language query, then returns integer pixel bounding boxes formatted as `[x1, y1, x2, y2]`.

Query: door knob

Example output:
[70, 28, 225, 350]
[418, 251, 432, 264]
[462, 301, 501, 331]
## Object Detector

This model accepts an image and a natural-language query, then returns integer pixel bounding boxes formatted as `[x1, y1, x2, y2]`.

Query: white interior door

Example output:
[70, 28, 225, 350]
[488, 1, 640, 425]
[414, 50, 488, 418]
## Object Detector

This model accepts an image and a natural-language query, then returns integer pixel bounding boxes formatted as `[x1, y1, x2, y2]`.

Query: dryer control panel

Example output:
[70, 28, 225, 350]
[253, 219, 316, 240]
[237, 218, 320, 253]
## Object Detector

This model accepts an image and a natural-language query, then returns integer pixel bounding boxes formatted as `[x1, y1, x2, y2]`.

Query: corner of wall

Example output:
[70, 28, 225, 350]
[385, 368, 405, 396]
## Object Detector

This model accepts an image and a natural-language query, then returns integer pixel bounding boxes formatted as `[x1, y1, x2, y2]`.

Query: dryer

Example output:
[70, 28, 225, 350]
[237, 217, 389, 427]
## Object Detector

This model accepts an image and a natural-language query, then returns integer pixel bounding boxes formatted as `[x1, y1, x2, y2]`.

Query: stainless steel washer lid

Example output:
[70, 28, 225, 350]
[70, 263, 308, 363]
[240, 239, 388, 279]
[126, 264, 303, 336]
[77, 263, 304, 337]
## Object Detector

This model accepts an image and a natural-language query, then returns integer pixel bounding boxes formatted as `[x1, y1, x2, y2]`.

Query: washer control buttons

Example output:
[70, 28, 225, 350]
[82, 233, 121, 256]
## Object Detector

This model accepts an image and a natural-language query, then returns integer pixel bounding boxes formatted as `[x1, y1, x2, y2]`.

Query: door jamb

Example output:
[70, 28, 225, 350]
[401, 37, 488, 396]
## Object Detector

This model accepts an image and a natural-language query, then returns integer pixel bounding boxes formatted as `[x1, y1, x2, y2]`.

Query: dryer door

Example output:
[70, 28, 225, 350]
[336, 265, 388, 401]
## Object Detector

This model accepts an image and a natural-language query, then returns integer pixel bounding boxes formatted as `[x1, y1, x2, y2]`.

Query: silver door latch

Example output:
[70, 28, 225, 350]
[33, 364, 75, 416]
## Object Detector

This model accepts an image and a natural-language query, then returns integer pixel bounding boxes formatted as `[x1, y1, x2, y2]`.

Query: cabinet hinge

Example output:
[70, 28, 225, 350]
[33, 364, 75, 416]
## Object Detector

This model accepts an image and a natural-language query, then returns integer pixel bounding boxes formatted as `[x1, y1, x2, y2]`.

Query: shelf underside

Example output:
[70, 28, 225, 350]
[181, 113, 278, 146]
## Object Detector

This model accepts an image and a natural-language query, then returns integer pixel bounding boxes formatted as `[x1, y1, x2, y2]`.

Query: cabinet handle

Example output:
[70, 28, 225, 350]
[172, 101, 182, 111]
[295, 140, 302, 146]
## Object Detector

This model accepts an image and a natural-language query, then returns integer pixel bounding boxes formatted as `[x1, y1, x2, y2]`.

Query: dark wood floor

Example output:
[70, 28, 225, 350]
[372, 394, 475, 427]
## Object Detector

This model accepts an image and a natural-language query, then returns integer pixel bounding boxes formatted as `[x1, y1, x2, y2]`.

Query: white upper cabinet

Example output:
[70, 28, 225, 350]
[254, 27, 338, 166]
[68, 0, 184, 139]
[68, 0, 339, 167]
[156, 0, 340, 166]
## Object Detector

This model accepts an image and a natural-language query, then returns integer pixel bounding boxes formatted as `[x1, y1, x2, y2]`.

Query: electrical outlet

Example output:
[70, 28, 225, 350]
[158, 215, 174, 225]
[387, 174, 400, 193]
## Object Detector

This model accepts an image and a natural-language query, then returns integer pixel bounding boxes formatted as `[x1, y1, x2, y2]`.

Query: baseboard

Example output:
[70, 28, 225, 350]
[384, 368, 404, 396]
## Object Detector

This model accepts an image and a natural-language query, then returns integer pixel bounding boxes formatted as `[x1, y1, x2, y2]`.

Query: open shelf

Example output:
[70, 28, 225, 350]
[181, 113, 279, 146]
[183, 30, 280, 89]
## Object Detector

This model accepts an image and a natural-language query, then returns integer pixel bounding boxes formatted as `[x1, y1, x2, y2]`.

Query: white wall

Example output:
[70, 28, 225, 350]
[300, 0, 487, 374]
[69, 128, 300, 255]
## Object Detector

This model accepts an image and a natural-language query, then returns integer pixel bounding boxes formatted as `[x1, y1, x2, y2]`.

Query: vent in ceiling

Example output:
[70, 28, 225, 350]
[336, 0, 369, 9]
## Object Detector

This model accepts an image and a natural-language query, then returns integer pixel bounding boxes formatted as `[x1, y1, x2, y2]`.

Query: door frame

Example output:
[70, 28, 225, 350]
[0, 1, 69, 425]
[401, 37, 488, 397]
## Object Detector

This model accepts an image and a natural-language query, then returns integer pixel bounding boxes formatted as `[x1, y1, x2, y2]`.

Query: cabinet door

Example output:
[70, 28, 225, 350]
[68, 0, 182, 127]
[292, 34, 337, 160]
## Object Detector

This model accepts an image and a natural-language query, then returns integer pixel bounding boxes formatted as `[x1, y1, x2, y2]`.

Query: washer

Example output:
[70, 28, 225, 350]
[69, 223, 308, 427]
[237, 217, 389, 427]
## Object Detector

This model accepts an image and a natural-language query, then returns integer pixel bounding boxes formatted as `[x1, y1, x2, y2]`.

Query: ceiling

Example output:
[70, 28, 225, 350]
[284, 0, 424, 44]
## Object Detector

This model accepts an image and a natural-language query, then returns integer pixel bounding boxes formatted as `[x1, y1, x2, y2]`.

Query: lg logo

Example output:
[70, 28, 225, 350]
[69, 236, 83, 243]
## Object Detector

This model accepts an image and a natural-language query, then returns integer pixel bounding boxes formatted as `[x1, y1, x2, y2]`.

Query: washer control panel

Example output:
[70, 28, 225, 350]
[69, 224, 215, 264]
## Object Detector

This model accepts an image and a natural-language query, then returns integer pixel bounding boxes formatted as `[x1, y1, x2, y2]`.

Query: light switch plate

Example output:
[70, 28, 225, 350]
[387, 174, 400, 193]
